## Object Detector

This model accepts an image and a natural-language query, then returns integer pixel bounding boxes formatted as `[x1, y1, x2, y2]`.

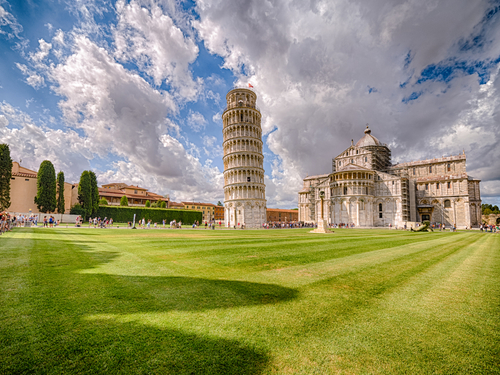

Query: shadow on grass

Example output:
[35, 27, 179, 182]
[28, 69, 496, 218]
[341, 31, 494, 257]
[0, 235, 297, 374]
[2, 320, 269, 374]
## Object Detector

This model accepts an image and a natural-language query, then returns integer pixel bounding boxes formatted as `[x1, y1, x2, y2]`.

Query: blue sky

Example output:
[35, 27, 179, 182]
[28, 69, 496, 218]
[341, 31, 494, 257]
[1, 0, 499, 207]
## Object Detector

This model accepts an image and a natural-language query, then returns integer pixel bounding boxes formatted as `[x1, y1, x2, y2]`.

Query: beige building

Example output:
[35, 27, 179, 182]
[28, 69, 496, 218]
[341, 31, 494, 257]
[9, 162, 78, 214]
[222, 87, 267, 228]
[181, 202, 217, 222]
[99, 183, 168, 207]
[299, 126, 481, 228]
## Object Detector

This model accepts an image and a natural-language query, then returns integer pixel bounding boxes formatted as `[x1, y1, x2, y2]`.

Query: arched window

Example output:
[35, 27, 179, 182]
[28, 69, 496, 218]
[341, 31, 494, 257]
[429, 166, 432, 173]
[444, 200, 451, 208]
[365, 156, 368, 162]
[351, 159, 354, 163]
[413, 168, 416, 175]
[447, 163, 451, 172]
[379, 203, 383, 211]
[344, 186, 348, 195]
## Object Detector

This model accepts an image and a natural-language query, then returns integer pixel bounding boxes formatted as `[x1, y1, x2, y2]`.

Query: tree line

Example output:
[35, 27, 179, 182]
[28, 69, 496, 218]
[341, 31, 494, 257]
[482, 203, 500, 215]
[0, 143, 169, 218]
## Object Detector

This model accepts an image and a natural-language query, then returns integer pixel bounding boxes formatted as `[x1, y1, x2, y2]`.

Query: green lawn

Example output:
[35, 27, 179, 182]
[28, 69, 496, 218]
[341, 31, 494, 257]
[1, 228, 499, 374]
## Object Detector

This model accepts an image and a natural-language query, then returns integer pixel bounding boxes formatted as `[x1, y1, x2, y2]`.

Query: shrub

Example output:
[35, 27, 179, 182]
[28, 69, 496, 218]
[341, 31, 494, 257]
[120, 196, 128, 206]
[160, 201, 167, 209]
[145, 200, 150, 208]
[99, 198, 108, 206]
[96, 206, 201, 225]
[70, 203, 87, 217]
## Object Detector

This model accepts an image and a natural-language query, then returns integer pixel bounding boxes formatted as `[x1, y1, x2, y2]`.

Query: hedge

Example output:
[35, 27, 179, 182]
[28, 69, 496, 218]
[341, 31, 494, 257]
[95, 206, 202, 225]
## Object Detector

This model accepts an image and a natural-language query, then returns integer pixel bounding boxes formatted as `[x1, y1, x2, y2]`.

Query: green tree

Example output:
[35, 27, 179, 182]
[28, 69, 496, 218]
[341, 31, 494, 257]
[34, 160, 57, 213]
[99, 198, 108, 206]
[56, 171, 65, 214]
[217, 201, 223, 206]
[120, 195, 128, 206]
[160, 201, 167, 208]
[78, 170, 99, 218]
[70, 203, 86, 216]
[483, 208, 492, 215]
[145, 200, 150, 207]
[0, 144, 12, 211]
[89, 171, 99, 217]
[78, 171, 92, 218]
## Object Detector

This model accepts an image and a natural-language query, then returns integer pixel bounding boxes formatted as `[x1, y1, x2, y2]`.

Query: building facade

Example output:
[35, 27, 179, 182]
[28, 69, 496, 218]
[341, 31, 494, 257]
[266, 208, 299, 222]
[299, 126, 481, 228]
[222, 88, 266, 228]
[9, 162, 78, 214]
[99, 183, 169, 207]
[181, 202, 217, 222]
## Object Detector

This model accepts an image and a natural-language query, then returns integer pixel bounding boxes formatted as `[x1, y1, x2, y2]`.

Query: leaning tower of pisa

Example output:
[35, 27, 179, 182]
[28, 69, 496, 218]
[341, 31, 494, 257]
[222, 88, 266, 228]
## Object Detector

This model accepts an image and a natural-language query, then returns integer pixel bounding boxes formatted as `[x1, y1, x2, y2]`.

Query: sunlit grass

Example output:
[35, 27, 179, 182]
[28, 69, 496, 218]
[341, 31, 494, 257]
[0, 228, 499, 374]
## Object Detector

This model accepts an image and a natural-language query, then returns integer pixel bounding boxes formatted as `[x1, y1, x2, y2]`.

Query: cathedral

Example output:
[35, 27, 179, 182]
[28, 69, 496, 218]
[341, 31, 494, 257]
[298, 126, 482, 228]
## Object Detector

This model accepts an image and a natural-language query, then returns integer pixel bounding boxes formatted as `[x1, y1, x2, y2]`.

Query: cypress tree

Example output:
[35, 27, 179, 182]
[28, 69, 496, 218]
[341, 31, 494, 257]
[145, 200, 150, 207]
[57, 171, 65, 214]
[120, 195, 128, 206]
[160, 201, 167, 208]
[0, 144, 12, 211]
[89, 171, 99, 216]
[78, 171, 92, 218]
[34, 160, 57, 213]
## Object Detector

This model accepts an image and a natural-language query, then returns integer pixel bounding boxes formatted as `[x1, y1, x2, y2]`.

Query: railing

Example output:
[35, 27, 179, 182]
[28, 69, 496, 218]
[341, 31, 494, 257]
[223, 102, 260, 112]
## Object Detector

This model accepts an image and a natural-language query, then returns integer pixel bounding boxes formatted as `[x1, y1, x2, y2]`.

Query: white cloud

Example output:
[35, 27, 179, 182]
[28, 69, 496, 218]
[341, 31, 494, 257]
[113, 0, 200, 100]
[48, 35, 222, 202]
[202, 135, 223, 157]
[53, 29, 65, 46]
[15, 63, 45, 89]
[30, 38, 52, 62]
[0, 101, 91, 181]
[186, 110, 207, 132]
[0, 4, 23, 39]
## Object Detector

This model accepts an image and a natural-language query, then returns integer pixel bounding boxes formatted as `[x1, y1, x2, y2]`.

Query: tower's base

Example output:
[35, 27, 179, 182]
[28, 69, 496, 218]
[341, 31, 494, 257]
[225, 200, 267, 229]
[310, 220, 334, 234]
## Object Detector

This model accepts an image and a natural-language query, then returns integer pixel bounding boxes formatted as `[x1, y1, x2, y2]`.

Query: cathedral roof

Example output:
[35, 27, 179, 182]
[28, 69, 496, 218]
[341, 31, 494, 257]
[355, 126, 382, 147]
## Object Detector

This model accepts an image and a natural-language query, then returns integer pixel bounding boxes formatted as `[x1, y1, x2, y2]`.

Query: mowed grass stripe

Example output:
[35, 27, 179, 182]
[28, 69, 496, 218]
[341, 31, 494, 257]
[252, 231, 476, 287]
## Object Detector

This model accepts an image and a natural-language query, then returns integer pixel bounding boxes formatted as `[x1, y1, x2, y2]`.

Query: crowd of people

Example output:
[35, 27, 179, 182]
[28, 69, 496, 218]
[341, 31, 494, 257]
[85, 217, 114, 228]
[1, 211, 499, 233]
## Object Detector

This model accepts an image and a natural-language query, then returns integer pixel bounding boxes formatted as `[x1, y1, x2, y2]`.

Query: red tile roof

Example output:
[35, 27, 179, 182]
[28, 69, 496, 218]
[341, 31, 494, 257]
[12, 172, 37, 178]
[181, 202, 216, 207]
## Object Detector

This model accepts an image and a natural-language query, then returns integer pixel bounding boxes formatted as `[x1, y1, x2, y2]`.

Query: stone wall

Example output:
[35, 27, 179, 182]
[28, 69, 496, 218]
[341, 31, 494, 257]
[482, 214, 500, 225]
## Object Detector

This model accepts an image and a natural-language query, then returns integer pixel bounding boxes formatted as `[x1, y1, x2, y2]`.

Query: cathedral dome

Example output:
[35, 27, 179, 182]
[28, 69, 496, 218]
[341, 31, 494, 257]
[355, 126, 382, 147]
